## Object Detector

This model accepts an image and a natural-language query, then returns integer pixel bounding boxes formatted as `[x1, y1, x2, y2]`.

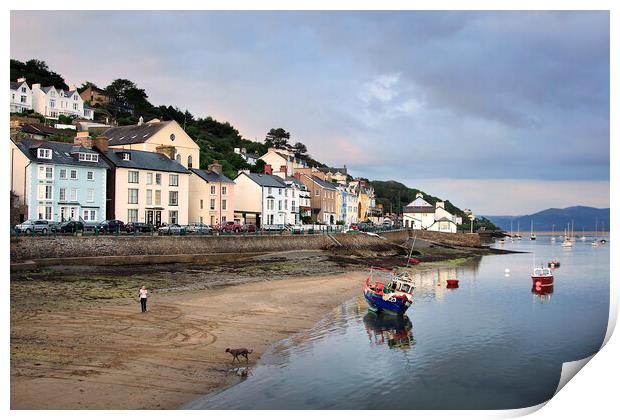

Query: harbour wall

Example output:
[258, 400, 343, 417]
[10, 229, 480, 266]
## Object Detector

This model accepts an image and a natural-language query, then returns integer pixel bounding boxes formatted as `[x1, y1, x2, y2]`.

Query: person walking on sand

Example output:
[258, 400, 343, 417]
[138, 285, 149, 313]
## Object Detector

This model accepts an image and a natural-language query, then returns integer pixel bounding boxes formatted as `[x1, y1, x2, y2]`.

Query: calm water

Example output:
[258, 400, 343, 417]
[186, 236, 609, 409]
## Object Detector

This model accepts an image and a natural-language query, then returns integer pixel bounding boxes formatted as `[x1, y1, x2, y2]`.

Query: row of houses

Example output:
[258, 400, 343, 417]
[9, 117, 381, 228]
[10, 78, 94, 120]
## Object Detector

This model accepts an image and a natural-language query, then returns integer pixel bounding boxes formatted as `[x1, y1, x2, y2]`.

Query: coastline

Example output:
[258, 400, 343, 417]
[10, 248, 502, 409]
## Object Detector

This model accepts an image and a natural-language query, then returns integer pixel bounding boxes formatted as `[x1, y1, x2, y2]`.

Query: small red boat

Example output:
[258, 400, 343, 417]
[531, 267, 554, 287]
[408, 258, 420, 265]
[446, 279, 459, 287]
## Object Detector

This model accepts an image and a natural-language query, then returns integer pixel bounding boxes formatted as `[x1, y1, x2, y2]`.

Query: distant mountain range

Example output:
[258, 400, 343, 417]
[484, 206, 610, 233]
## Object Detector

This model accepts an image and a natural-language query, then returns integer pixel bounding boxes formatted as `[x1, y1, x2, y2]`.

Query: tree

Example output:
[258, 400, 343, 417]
[293, 142, 307, 154]
[265, 128, 290, 148]
[10, 59, 68, 90]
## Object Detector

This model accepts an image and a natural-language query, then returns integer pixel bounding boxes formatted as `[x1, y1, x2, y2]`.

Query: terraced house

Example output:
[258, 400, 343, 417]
[10, 136, 108, 224]
[300, 173, 338, 224]
[10, 77, 32, 113]
[188, 161, 235, 225]
[97, 137, 190, 226]
[233, 170, 294, 227]
[31, 83, 94, 120]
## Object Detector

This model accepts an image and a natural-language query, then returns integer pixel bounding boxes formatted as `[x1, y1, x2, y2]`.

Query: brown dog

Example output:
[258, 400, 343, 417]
[225, 347, 253, 363]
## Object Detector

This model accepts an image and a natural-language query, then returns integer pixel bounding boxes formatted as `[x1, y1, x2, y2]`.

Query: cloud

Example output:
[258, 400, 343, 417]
[9, 11, 609, 214]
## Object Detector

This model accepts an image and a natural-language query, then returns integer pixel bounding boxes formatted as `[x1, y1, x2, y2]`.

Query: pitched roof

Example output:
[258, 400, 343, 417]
[403, 206, 435, 214]
[309, 175, 337, 190]
[102, 149, 190, 173]
[15, 139, 109, 169]
[406, 197, 433, 207]
[102, 121, 169, 145]
[190, 168, 234, 184]
[20, 123, 76, 138]
[10, 81, 26, 90]
[241, 172, 287, 188]
[318, 166, 347, 175]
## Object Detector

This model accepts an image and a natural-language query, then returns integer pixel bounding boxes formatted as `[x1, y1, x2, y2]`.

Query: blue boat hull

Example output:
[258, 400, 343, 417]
[364, 290, 410, 316]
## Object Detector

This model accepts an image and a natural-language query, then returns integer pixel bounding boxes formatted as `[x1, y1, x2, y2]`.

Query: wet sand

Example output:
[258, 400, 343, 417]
[10, 257, 366, 409]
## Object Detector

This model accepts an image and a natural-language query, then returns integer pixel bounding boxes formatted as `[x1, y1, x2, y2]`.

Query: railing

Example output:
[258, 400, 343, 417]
[10, 224, 407, 239]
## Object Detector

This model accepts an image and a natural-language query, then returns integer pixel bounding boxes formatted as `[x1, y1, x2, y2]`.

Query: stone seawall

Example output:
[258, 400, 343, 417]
[10, 229, 479, 264]
[411, 230, 482, 248]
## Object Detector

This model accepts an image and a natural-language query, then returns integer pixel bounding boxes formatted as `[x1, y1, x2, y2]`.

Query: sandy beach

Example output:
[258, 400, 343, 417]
[10, 257, 366, 409]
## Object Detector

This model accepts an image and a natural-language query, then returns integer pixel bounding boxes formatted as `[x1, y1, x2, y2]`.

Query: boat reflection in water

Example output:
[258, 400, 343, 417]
[363, 312, 416, 349]
[532, 283, 554, 303]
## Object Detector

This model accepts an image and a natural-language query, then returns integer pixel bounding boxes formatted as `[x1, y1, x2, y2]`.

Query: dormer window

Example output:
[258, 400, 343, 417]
[50, 91, 56, 97]
[78, 152, 99, 162]
[21, 87, 26, 93]
[122, 152, 131, 161]
[37, 148, 52, 159]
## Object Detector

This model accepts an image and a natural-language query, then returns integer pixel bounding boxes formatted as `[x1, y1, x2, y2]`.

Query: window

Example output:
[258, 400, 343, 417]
[278, 189, 282, 195]
[21, 95, 27, 103]
[155, 173, 161, 185]
[146, 173, 153, 185]
[169, 174, 179, 186]
[154, 190, 161, 205]
[59, 188, 66, 201]
[87, 171, 94, 181]
[315, 189, 320, 196]
[70, 188, 77, 201]
[128, 188, 139, 204]
[78, 153, 98, 162]
[128, 209, 138, 223]
[169, 191, 178, 206]
[175, 154, 181, 163]
[222, 199, 227, 211]
[278, 200, 282, 211]
[268, 187, 272, 195]
[83, 209, 97, 221]
[200, 199, 203, 210]
[128, 171, 139, 183]
[87, 189, 94, 203]
[73, 103, 78, 111]
[38, 148, 52, 159]
[284, 200, 288, 210]
[38, 166, 53, 180]
[221, 186, 227, 195]
[38, 206, 53, 221]
[50, 100, 56, 108]
[122, 152, 131, 161]
[169, 210, 178, 224]
[146, 189, 153, 205]
[210, 185, 216, 195]
[188, 155, 193, 168]
[210, 198, 216, 210]
[70, 169, 77, 179]
[21, 87, 26, 93]
[170, 133, 176, 141]
[51, 91, 56, 97]
[38, 185, 53, 200]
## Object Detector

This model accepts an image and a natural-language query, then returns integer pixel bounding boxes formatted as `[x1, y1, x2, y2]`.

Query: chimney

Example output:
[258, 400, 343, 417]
[264, 164, 272, 175]
[32, 83, 41, 91]
[69, 84, 77, 92]
[155, 144, 176, 160]
[436, 201, 445, 209]
[92, 136, 109, 153]
[293, 172, 301, 180]
[74, 132, 93, 149]
[17, 77, 26, 83]
[416, 192, 423, 199]
[138, 116, 144, 126]
[208, 160, 223, 175]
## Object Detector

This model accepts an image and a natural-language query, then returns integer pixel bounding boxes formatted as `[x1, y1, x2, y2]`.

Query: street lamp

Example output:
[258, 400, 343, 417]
[469, 214, 475, 234]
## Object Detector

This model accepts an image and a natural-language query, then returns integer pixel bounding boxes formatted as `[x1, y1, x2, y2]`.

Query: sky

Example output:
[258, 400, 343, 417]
[10, 11, 610, 215]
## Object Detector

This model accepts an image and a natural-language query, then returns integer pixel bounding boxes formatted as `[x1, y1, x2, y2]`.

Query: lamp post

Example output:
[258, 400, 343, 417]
[469, 214, 475, 234]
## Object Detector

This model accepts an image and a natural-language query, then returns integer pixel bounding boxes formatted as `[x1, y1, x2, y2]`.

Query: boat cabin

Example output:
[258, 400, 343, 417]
[533, 267, 553, 277]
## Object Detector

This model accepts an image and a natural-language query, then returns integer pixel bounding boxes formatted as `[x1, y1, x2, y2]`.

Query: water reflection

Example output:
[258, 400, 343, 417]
[363, 312, 415, 349]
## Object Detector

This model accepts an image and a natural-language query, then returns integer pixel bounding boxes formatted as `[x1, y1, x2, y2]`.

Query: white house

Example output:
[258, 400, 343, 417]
[233, 171, 295, 228]
[259, 147, 307, 177]
[402, 193, 461, 233]
[10, 78, 32, 113]
[233, 147, 260, 165]
[31, 83, 93, 120]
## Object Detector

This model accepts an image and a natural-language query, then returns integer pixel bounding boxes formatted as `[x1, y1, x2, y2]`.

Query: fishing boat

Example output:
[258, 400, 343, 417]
[530, 220, 536, 240]
[531, 267, 554, 287]
[364, 267, 414, 316]
[547, 259, 561, 268]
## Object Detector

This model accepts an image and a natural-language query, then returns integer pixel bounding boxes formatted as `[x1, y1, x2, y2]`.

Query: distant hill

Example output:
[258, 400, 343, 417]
[484, 206, 610, 233]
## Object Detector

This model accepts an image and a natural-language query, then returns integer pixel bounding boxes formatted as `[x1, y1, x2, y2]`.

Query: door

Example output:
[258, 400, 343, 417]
[146, 210, 154, 225]
[155, 211, 162, 227]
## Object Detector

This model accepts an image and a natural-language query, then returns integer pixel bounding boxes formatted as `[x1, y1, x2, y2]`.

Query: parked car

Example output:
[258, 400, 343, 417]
[358, 221, 375, 232]
[382, 219, 394, 227]
[158, 224, 187, 235]
[99, 219, 125, 234]
[218, 221, 245, 233]
[186, 223, 212, 234]
[242, 224, 257, 233]
[14, 219, 56, 235]
[58, 220, 85, 234]
[349, 223, 360, 231]
[125, 222, 155, 233]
